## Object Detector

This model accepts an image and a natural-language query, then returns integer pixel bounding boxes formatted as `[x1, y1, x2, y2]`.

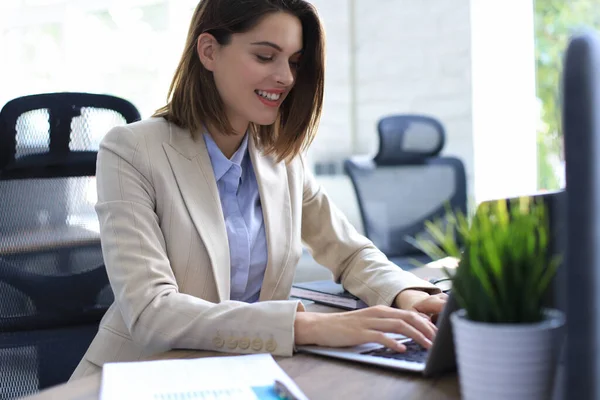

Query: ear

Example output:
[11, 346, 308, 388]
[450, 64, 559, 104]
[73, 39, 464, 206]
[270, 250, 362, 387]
[197, 33, 219, 71]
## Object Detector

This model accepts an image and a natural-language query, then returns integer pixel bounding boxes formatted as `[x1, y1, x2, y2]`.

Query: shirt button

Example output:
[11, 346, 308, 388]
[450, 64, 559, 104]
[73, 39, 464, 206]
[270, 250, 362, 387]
[213, 336, 225, 349]
[251, 338, 264, 352]
[265, 339, 277, 353]
[238, 337, 251, 350]
[226, 337, 238, 350]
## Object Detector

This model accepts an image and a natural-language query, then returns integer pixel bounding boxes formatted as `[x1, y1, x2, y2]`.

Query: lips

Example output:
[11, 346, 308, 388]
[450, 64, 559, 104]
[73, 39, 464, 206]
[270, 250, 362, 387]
[255, 89, 282, 101]
[254, 90, 284, 107]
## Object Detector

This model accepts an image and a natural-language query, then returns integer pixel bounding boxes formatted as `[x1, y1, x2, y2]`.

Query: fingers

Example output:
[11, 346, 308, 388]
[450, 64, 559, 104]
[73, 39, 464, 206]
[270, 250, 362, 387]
[337, 304, 448, 351]
[365, 317, 434, 349]
[437, 293, 449, 300]
[405, 312, 437, 340]
[368, 306, 438, 336]
[412, 293, 448, 315]
[365, 331, 407, 352]
[418, 312, 431, 320]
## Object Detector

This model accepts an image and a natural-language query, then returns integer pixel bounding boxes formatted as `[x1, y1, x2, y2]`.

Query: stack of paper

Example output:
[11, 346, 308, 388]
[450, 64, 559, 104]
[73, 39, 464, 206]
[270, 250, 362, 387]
[100, 353, 308, 400]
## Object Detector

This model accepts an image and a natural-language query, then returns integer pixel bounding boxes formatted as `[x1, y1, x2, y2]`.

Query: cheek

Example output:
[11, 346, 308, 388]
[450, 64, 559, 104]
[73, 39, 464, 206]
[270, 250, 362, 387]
[238, 62, 270, 87]
[214, 60, 266, 99]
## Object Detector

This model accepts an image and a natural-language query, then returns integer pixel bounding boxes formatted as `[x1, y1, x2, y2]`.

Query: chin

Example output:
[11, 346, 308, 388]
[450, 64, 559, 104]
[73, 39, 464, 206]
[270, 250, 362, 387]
[250, 113, 279, 126]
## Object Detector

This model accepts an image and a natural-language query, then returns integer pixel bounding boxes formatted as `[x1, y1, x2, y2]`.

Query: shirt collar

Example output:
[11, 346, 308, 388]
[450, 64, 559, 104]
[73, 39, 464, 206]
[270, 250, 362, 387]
[203, 132, 249, 182]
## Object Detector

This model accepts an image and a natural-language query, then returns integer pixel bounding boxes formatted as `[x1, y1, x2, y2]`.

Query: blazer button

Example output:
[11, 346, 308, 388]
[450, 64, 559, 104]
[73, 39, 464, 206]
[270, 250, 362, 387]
[251, 338, 264, 352]
[226, 337, 238, 350]
[213, 336, 225, 349]
[265, 339, 277, 353]
[238, 337, 251, 350]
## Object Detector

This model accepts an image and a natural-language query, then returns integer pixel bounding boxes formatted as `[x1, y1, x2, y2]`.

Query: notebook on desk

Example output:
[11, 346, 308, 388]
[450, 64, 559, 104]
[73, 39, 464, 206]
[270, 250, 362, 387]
[290, 277, 450, 310]
[290, 280, 368, 310]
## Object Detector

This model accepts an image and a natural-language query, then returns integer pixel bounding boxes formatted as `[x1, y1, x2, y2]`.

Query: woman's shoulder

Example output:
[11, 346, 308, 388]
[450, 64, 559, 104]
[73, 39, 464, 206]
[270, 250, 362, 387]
[286, 152, 309, 174]
[98, 118, 174, 181]
[127, 116, 171, 133]
[102, 117, 170, 145]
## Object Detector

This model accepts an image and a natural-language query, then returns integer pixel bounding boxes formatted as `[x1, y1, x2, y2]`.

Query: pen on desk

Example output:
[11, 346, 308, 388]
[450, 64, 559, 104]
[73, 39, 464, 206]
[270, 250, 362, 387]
[274, 379, 300, 400]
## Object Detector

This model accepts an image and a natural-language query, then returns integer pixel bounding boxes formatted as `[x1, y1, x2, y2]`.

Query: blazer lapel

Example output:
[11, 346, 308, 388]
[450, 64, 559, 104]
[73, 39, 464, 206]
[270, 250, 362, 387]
[163, 123, 230, 302]
[249, 137, 292, 301]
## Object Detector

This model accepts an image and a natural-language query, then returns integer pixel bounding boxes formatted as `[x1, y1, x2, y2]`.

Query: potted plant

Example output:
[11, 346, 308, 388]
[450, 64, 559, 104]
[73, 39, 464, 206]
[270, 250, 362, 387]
[414, 197, 565, 400]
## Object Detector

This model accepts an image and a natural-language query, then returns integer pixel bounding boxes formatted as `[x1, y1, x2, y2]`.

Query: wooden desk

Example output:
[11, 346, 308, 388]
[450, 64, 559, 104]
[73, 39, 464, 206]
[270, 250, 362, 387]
[21, 265, 460, 400]
[22, 350, 459, 400]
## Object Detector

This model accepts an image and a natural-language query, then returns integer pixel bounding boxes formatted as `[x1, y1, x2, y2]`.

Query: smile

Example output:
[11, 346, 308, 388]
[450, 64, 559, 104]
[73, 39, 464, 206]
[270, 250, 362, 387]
[255, 90, 281, 101]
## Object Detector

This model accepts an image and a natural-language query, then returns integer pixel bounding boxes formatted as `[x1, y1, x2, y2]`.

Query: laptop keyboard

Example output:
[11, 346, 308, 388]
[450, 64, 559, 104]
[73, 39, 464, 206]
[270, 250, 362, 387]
[360, 340, 428, 364]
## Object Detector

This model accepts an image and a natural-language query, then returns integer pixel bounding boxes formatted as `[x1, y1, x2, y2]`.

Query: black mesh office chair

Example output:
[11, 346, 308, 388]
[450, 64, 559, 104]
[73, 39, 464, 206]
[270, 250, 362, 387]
[0, 92, 140, 399]
[344, 114, 467, 271]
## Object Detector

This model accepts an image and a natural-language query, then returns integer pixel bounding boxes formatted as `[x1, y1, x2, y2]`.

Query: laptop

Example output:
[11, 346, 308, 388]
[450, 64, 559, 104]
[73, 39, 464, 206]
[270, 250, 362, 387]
[297, 294, 459, 377]
[297, 190, 564, 377]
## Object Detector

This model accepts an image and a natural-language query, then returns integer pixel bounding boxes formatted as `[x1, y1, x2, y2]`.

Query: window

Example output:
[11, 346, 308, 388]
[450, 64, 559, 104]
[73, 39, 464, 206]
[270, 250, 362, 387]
[534, 0, 600, 190]
[0, 0, 198, 118]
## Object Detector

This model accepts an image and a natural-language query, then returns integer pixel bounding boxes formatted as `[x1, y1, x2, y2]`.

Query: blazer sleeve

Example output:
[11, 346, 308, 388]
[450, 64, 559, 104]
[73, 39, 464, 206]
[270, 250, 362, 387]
[95, 126, 302, 357]
[299, 157, 441, 307]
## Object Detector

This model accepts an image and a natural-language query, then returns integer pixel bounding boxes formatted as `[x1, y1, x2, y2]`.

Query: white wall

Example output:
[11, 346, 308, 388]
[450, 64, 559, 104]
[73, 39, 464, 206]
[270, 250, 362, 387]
[309, 0, 538, 204]
[307, 0, 354, 162]
[309, 0, 475, 200]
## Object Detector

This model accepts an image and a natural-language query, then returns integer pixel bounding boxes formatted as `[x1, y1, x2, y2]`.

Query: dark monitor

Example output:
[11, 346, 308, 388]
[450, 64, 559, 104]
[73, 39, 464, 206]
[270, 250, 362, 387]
[562, 29, 600, 399]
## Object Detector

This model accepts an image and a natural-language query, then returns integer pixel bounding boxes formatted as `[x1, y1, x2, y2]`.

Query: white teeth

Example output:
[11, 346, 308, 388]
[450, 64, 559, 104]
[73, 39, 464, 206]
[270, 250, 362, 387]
[256, 90, 281, 101]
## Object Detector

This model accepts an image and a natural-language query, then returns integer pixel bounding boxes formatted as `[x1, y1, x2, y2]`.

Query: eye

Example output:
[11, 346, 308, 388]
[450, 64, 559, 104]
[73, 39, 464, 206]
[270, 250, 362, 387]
[256, 55, 273, 62]
[289, 60, 300, 69]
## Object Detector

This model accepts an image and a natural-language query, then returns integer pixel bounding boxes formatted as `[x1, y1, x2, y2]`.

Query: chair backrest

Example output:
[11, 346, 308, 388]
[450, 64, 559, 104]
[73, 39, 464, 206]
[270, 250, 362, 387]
[0, 92, 140, 179]
[344, 114, 467, 258]
[0, 92, 140, 233]
[0, 92, 138, 397]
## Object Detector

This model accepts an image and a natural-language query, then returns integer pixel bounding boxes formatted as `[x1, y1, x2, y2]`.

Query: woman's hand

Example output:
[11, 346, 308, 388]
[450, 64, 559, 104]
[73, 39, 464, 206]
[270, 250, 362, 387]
[395, 290, 448, 315]
[394, 290, 449, 324]
[294, 305, 437, 352]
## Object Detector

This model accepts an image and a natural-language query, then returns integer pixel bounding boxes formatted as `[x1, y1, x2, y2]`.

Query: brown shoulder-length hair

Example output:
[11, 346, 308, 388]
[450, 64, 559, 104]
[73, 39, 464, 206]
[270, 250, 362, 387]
[154, 0, 325, 163]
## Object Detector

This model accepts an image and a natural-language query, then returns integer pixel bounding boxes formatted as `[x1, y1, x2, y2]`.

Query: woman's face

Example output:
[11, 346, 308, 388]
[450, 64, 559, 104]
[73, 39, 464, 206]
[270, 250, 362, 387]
[199, 12, 303, 134]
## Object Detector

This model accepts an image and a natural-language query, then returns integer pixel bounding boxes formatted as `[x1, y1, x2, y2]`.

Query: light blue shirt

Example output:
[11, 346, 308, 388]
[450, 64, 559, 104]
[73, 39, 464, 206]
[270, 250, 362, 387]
[203, 133, 268, 303]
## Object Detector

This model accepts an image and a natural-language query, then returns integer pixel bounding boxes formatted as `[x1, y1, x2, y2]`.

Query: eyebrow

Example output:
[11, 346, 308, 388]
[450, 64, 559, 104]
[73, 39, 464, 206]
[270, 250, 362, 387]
[250, 41, 303, 55]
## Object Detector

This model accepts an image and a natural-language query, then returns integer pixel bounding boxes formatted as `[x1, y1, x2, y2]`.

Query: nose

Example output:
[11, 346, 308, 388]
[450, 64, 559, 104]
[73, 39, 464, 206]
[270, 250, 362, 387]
[275, 60, 295, 87]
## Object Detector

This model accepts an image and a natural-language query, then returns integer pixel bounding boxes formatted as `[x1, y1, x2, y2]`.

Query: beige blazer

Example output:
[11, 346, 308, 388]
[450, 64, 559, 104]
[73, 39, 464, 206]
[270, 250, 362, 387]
[70, 117, 438, 380]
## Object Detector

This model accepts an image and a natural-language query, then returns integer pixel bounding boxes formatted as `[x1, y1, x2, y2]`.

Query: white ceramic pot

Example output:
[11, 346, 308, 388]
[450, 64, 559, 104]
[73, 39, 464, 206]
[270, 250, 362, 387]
[450, 309, 565, 400]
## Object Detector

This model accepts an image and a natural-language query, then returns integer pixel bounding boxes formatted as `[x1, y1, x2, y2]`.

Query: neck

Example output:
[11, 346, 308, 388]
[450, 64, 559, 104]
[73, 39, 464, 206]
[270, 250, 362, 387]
[206, 129, 246, 159]
[206, 114, 249, 159]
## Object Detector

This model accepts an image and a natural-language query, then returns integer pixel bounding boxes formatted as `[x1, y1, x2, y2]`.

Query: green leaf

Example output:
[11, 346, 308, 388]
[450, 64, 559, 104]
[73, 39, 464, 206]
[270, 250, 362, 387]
[412, 194, 558, 324]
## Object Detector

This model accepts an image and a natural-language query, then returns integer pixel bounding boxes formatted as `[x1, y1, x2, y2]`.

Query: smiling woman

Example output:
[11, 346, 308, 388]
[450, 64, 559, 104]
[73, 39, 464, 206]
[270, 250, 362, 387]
[154, 0, 325, 162]
[69, 0, 446, 382]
